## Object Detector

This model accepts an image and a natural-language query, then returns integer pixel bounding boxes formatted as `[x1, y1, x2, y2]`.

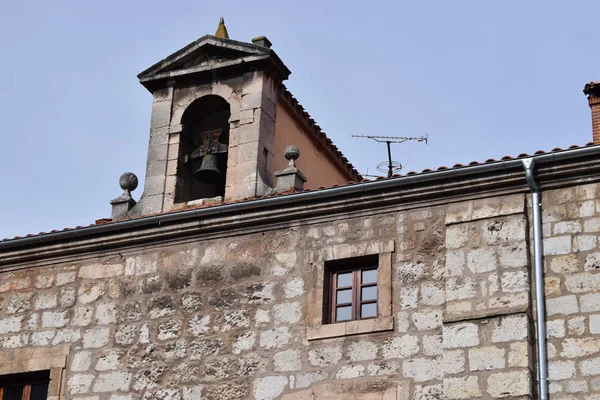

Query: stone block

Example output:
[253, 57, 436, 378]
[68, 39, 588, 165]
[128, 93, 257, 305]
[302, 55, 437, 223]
[574, 235, 598, 252]
[567, 380, 588, 393]
[491, 314, 528, 343]
[295, 372, 328, 389]
[443, 349, 465, 374]
[545, 276, 561, 296]
[382, 335, 419, 359]
[543, 236, 572, 255]
[283, 277, 305, 299]
[71, 351, 92, 372]
[308, 345, 342, 367]
[423, 334, 442, 356]
[580, 200, 597, 217]
[585, 217, 600, 232]
[550, 255, 580, 273]
[83, 327, 110, 349]
[446, 277, 476, 301]
[586, 252, 600, 271]
[421, 283, 445, 306]
[508, 342, 529, 368]
[79, 263, 124, 280]
[78, 282, 106, 304]
[35, 275, 54, 289]
[150, 100, 172, 129]
[7, 293, 33, 314]
[253, 376, 287, 400]
[446, 224, 469, 249]
[483, 217, 526, 245]
[402, 358, 442, 382]
[446, 250, 466, 276]
[273, 302, 301, 325]
[498, 242, 528, 268]
[567, 316, 586, 336]
[444, 376, 481, 399]
[259, 327, 291, 349]
[554, 221, 582, 234]
[68, 374, 94, 395]
[446, 202, 474, 225]
[367, 361, 400, 376]
[443, 322, 479, 348]
[41, 311, 69, 328]
[565, 272, 600, 293]
[56, 271, 76, 286]
[93, 371, 132, 393]
[53, 329, 80, 344]
[466, 247, 497, 273]
[561, 338, 600, 358]
[348, 341, 378, 362]
[547, 295, 579, 315]
[273, 349, 302, 372]
[412, 310, 442, 331]
[486, 371, 530, 397]
[501, 270, 529, 293]
[95, 349, 122, 371]
[546, 319, 566, 338]
[336, 365, 365, 379]
[59, 286, 75, 307]
[581, 356, 600, 376]
[468, 346, 505, 371]
[582, 293, 600, 312]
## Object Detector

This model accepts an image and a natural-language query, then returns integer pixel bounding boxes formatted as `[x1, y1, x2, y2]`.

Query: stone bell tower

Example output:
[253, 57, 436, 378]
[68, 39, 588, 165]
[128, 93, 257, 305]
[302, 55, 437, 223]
[130, 18, 290, 216]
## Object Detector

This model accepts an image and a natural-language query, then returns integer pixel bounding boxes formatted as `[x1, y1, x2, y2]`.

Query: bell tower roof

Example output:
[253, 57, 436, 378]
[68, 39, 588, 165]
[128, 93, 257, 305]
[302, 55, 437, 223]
[215, 17, 229, 39]
[137, 27, 290, 92]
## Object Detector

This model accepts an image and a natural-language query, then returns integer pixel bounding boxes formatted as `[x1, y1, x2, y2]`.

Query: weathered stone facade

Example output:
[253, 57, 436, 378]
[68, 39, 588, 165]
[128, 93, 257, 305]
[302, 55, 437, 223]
[4, 20, 600, 400]
[3, 157, 600, 399]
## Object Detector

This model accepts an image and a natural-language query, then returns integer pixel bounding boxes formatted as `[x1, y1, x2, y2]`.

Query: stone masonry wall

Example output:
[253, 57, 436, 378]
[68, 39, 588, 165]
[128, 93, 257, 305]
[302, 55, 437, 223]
[540, 184, 600, 399]
[2, 183, 600, 399]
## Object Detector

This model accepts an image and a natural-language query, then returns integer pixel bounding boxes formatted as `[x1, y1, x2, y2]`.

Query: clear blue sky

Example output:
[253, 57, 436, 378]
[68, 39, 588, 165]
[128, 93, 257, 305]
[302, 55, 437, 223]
[0, 1, 597, 239]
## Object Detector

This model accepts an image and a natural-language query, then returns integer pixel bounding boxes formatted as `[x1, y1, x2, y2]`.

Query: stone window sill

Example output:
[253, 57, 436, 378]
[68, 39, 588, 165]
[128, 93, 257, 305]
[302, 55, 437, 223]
[307, 315, 394, 340]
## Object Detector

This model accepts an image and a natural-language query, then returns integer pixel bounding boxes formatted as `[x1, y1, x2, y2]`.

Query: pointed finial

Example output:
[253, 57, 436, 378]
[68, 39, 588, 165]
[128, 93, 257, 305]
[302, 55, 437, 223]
[215, 17, 229, 39]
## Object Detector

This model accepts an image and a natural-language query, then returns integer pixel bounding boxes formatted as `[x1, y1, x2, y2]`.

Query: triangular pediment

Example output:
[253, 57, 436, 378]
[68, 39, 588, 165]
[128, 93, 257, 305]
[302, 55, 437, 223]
[138, 35, 288, 85]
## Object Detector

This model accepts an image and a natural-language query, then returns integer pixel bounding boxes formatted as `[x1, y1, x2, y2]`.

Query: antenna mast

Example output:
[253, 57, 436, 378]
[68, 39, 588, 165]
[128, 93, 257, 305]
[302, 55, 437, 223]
[352, 134, 428, 178]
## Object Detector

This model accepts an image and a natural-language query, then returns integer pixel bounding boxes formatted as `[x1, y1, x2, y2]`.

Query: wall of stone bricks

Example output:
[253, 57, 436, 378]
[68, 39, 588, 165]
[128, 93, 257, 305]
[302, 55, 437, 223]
[2, 182, 600, 399]
[539, 184, 600, 399]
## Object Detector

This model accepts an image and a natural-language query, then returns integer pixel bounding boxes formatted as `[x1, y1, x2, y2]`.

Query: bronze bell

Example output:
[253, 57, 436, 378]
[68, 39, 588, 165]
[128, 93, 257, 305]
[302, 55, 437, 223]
[194, 154, 221, 184]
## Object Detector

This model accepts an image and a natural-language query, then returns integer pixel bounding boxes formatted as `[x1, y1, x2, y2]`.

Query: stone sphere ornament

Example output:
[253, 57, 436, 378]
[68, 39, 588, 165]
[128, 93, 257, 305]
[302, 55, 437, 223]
[284, 145, 300, 166]
[119, 172, 139, 192]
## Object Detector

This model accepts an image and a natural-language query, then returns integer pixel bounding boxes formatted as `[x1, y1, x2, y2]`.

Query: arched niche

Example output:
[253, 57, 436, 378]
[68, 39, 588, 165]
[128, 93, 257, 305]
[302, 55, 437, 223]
[177, 95, 231, 203]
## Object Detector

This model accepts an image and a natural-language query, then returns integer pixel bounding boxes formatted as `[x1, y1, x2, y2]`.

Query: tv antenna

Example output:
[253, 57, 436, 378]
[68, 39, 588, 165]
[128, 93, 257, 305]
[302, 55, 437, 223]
[352, 134, 428, 178]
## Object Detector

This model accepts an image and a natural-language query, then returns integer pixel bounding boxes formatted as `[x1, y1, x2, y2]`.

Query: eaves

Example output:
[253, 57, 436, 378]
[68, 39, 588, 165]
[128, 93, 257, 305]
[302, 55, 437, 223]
[1, 145, 600, 267]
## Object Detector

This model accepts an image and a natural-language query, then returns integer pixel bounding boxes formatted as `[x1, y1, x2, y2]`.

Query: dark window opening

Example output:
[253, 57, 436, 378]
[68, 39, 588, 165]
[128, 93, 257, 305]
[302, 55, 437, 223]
[0, 371, 50, 400]
[324, 255, 379, 324]
[178, 95, 231, 203]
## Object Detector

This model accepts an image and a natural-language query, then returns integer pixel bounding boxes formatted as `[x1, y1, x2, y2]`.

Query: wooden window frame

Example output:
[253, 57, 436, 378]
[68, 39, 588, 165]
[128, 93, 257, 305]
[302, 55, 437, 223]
[306, 240, 395, 341]
[326, 255, 379, 324]
[0, 370, 50, 400]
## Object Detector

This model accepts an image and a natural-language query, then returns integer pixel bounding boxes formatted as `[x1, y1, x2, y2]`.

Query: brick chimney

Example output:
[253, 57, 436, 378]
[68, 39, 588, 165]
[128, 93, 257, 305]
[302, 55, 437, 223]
[584, 82, 600, 143]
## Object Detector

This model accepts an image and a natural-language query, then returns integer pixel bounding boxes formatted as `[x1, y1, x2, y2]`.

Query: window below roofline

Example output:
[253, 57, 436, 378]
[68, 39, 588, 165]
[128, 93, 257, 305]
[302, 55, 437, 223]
[306, 240, 394, 341]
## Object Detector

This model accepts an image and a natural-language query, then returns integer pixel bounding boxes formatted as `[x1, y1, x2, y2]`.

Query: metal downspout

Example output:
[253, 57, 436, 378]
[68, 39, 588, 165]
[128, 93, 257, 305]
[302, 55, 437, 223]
[522, 158, 548, 400]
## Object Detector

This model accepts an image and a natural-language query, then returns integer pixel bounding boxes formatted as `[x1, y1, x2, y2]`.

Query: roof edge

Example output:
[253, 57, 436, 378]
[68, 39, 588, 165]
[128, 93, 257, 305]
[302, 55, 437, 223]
[138, 35, 268, 79]
[2, 144, 600, 254]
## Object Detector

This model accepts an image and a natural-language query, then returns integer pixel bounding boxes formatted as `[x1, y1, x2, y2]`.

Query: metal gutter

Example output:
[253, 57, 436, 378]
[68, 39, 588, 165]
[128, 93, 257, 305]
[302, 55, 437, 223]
[522, 158, 548, 400]
[1, 144, 600, 252]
